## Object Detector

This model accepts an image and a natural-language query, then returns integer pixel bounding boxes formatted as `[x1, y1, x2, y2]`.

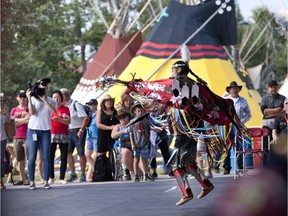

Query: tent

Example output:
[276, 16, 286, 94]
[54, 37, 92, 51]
[108, 0, 262, 127]
[71, 32, 142, 103]
[279, 76, 288, 97]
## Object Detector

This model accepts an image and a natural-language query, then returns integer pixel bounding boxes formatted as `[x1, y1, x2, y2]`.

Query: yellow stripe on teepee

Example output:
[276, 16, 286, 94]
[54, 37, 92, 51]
[108, 55, 262, 127]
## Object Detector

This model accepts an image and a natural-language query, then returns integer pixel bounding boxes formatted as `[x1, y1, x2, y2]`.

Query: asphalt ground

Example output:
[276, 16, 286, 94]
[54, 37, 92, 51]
[0, 172, 259, 216]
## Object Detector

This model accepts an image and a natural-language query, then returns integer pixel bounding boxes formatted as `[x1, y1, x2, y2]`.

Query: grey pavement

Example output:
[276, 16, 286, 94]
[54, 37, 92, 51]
[0, 172, 252, 216]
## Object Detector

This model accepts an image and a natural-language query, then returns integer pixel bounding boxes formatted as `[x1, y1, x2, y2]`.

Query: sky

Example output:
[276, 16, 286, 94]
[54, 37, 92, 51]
[237, 0, 288, 19]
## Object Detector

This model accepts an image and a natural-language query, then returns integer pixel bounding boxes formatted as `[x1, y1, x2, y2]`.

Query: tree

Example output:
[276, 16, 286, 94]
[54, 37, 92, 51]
[236, 6, 287, 93]
[1, 0, 105, 106]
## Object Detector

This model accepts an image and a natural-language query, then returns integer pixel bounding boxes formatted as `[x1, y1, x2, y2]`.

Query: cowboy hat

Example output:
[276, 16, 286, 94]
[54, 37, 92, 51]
[130, 103, 143, 114]
[100, 94, 115, 108]
[226, 81, 242, 93]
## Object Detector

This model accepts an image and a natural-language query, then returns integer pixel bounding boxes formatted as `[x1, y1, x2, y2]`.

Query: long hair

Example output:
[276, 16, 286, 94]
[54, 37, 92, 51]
[172, 60, 189, 76]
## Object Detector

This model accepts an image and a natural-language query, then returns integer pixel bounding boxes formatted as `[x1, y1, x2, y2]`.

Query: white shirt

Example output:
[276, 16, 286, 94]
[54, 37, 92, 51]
[66, 99, 87, 129]
[28, 97, 56, 130]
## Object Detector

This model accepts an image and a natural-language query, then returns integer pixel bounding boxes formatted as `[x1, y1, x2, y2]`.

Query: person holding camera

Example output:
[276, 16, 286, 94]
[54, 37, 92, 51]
[26, 79, 56, 190]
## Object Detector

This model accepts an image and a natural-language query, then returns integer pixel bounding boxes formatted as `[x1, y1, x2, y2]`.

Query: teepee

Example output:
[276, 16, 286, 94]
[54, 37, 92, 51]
[108, 0, 262, 126]
[71, 0, 164, 103]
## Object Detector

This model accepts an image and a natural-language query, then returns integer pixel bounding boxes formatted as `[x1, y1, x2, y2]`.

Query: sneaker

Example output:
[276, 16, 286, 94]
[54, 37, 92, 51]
[197, 184, 214, 199]
[59, 180, 68, 184]
[1, 182, 6, 190]
[204, 172, 213, 178]
[168, 171, 175, 177]
[125, 175, 132, 181]
[144, 174, 154, 182]
[29, 183, 36, 190]
[44, 183, 51, 189]
[176, 195, 193, 206]
[15, 180, 24, 185]
[67, 173, 78, 182]
[79, 174, 86, 182]
[23, 180, 30, 185]
[151, 172, 158, 179]
[223, 169, 230, 175]
[134, 175, 140, 183]
[125, 171, 132, 181]
[214, 168, 220, 173]
[48, 178, 54, 184]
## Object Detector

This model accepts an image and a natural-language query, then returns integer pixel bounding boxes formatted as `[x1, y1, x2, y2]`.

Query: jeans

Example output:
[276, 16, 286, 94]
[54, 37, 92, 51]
[68, 130, 85, 156]
[27, 129, 51, 182]
[1, 139, 7, 178]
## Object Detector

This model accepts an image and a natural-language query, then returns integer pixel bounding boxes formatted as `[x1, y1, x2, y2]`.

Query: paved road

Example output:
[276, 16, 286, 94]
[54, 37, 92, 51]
[1, 173, 241, 216]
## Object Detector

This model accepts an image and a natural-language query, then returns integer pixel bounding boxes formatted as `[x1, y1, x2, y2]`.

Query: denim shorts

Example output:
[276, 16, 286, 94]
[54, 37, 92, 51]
[68, 130, 85, 156]
[86, 137, 98, 151]
[133, 145, 150, 159]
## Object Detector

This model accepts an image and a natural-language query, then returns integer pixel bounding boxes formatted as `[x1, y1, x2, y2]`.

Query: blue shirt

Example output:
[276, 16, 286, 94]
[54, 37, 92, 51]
[86, 110, 98, 139]
[226, 95, 251, 124]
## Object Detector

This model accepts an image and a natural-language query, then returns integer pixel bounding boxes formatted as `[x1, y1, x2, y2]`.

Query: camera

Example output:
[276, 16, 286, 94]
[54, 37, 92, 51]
[28, 78, 51, 97]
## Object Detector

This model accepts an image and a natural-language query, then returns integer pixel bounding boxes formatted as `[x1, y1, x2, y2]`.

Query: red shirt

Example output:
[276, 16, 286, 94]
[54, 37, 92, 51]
[51, 106, 70, 135]
[10, 106, 29, 139]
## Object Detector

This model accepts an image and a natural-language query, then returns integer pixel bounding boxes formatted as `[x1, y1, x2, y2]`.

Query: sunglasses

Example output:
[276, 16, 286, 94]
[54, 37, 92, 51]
[19, 95, 27, 98]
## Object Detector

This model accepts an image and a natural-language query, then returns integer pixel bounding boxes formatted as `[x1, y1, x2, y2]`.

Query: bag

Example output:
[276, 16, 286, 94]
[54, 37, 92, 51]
[4, 119, 16, 138]
[92, 155, 114, 182]
[73, 101, 92, 127]
[4, 148, 14, 185]
[4, 149, 13, 175]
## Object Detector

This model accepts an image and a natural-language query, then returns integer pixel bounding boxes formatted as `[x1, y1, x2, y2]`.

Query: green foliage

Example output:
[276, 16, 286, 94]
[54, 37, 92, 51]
[236, 6, 287, 87]
[1, 0, 85, 107]
[3, 0, 284, 109]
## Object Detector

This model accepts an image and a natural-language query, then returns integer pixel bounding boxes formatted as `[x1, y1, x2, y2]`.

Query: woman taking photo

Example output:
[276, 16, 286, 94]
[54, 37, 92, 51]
[26, 79, 56, 190]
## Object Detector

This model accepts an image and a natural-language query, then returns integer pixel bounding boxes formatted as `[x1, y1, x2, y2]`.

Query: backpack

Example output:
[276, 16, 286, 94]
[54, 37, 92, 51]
[92, 155, 114, 182]
[4, 148, 14, 185]
[73, 101, 92, 128]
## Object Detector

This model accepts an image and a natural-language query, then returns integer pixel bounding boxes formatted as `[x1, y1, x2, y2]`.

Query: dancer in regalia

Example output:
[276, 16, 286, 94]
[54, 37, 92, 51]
[167, 60, 214, 206]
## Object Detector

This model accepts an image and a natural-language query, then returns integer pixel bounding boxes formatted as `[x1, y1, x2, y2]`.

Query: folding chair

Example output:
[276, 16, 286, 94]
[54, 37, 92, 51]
[233, 127, 268, 179]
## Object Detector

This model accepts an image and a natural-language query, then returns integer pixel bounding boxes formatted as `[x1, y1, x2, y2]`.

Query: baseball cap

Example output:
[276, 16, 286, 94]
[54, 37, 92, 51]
[268, 80, 278, 87]
[86, 99, 98, 105]
[17, 90, 26, 97]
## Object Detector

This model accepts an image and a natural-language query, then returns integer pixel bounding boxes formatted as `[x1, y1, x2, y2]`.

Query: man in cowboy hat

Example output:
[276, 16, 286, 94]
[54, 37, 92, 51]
[225, 81, 251, 124]
[214, 81, 251, 175]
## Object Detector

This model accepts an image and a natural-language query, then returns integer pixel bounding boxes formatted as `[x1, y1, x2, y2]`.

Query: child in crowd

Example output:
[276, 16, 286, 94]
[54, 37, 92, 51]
[128, 103, 153, 182]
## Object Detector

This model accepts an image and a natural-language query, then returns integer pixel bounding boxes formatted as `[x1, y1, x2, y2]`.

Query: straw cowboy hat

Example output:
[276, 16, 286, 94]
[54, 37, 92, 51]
[100, 94, 115, 107]
[226, 81, 242, 93]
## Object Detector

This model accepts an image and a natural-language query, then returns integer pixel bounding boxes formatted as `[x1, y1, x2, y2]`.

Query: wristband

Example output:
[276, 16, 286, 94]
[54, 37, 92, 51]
[79, 129, 84, 133]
